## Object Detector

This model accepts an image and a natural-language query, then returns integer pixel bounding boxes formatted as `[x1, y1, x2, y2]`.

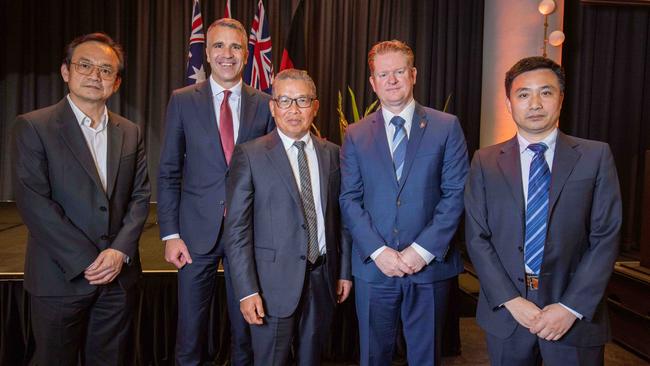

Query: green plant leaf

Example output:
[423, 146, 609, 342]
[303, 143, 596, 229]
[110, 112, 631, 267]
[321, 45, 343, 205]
[347, 86, 360, 122]
[364, 100, 379, 116]
[443, 93, 452, 113]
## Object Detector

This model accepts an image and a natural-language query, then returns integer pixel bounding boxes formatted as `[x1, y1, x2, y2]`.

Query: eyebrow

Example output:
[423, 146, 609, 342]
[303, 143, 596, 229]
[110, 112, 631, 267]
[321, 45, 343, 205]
[76, 57, 114, 68]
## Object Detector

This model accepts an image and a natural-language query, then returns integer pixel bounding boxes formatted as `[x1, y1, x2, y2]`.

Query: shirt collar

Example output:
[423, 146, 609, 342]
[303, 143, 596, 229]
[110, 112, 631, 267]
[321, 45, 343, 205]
[277, 129, 313, 151]
[381, 98, 416, 127]
[209, 76, 243, 98]
[517, 128, 558, 154]
[66, 94, 108, 130]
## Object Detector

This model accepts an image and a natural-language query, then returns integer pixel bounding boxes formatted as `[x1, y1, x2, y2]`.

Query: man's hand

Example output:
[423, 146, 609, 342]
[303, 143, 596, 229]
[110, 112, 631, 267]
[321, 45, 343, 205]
[399, 246, 427, 273]
[530, 303, 577, 341]
[84, 248, 126, 285]
[504, 296, 543, 329]
[374, 248, 413, 277]
[336, 279, 353, 304]
[164, 238, 193, 269]
[240, 294, 265, 325]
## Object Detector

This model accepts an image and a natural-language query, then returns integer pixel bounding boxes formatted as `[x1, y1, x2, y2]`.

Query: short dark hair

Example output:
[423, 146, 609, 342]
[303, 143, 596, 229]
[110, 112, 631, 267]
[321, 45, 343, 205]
[206, 18, 248, 47]
[272, 69, 317, 98]
[505, 56, 565, 98]
[63, 32, 125, 72]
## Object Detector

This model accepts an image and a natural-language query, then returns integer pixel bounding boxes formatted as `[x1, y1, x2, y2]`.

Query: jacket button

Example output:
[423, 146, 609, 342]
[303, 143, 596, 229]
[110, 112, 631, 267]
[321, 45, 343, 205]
[100, 235, 109, 240]
[518, 246, 523, 252]
[517, 277, 524, 282]
[302, 224, 307, 230]
[99, 206, 107, 212]
[300, 255, 306, 260]
[219, 200, 225, 205]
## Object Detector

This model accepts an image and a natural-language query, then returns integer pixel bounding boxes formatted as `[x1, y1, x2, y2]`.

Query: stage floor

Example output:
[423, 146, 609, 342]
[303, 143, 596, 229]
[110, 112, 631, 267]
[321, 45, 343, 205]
[0, 202, 177, 276]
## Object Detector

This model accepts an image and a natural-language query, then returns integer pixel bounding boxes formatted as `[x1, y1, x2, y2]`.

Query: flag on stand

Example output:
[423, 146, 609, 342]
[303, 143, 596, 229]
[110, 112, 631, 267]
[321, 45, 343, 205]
[185, 0, 206, 85]
[280, 0, 306, 71]
[224, 0, 232, 18]
[243, 0, 274, 94]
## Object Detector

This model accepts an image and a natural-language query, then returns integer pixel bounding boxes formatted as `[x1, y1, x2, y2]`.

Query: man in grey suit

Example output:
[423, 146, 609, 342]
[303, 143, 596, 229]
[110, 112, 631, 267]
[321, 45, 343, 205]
[224, 69, 352, 365]
[12, 33, 150, 365]
[465, 56, 622, 365]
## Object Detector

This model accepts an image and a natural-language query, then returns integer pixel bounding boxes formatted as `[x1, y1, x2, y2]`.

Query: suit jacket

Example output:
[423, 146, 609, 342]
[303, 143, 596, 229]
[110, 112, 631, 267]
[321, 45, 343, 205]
[224, 130, 351, 318]
[12, 98, 151, 296]
[157, 81, 274, 255]
[464, 132, 622, 347]
[340, 104, 468, 283]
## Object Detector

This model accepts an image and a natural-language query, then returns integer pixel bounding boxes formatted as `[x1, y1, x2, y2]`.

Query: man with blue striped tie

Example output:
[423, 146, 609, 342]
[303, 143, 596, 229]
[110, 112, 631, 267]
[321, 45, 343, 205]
[465, 56, 622, 366]
[340, 40, 469, 365]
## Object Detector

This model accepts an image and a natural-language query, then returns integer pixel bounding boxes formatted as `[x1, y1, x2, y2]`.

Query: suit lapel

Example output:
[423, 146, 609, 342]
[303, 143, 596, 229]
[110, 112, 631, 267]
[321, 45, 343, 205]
[370, 111, 398, 188]
[497, 137, 525, 212]
[265, 131, 302, 209]
[397, 104, 426, 194]
[313, 135, 330, 216]
[238, 84, 260, 144]
[548, 132, 580, 214]
[105, 114, 124, 199]
[194, 81, 227, 166]
[57, 99, 105, 193]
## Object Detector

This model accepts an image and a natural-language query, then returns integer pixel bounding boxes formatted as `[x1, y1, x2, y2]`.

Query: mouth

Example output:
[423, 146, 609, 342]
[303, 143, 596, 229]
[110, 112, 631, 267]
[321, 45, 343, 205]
[527, 114, 546, 121]
[83, 84, 102, 90]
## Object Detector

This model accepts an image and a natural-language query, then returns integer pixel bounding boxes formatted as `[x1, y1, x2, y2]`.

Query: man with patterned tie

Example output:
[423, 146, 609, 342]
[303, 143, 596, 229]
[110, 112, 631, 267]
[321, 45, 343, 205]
[224, 69, 352, 366]
[465, 56, 622, 365]
[340, 40, 469, 365]
[157, 18, 274, 366]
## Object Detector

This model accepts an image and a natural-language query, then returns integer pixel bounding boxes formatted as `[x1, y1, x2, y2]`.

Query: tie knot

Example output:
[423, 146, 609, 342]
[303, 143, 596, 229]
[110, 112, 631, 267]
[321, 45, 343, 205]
[390, 116, 406, 129]
[528, 142, 548, 155]
[222, 90, 231, 100]
[293, 140, 306, 151]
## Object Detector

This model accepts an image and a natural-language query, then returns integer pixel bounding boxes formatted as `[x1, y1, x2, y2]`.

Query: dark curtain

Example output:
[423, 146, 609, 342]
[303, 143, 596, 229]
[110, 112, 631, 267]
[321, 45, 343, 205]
[561, 2, 650, 253]
[0, 0, 483, 200]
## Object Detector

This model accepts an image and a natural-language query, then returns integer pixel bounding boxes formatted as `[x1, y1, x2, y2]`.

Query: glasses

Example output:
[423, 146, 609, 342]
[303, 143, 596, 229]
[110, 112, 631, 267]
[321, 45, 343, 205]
[70, 62, 118, 80]
[273, 96, 316, 109]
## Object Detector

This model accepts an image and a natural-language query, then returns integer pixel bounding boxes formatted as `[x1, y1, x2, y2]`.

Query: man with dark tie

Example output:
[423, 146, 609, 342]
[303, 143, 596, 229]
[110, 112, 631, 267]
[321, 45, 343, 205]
[224, 69, 352, 366]
[465, 56, 622, 365]
[157, 18, 274, 365]
[12, 32, 150, 365]
[340, 40, 469, 365]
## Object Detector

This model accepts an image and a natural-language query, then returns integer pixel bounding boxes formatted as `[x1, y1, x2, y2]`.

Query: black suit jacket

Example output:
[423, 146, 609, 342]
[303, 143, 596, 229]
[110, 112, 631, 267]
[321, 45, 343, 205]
[13, 98, 151, 296]
[224, 130, 351, 318]
[464, 132, 622, 346]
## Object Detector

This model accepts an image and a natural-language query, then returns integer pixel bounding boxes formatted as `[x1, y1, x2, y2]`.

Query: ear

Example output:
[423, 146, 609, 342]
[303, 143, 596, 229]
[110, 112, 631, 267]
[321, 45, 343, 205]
[268, 99, 276, 118]
[369, 75, 377, 93]
[61, 63, 70, 83]
[411, 67, 417, 85]
[112, 76, 122, 93]
[312, 99, 320, 115]
[505, 96, 513, 115]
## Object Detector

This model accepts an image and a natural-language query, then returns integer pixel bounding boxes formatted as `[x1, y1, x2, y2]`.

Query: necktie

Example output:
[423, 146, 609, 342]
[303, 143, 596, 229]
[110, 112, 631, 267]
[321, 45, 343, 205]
[524, 142, 551, 275]
[390, 116, 408, 182]
[219, 90, 234, 165]
[294, 140, 320, 263]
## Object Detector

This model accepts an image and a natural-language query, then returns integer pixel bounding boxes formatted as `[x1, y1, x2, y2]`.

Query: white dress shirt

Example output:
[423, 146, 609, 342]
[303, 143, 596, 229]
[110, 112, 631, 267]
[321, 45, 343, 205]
[517, 128, 582, 319]
[369, 99, 435, 264]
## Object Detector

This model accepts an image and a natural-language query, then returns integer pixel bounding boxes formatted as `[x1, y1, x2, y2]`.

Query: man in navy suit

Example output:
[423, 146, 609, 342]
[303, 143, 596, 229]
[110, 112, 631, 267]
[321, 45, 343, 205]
[157, 18, 274, 365]
[465, 57, 622, 365]
[340, 40, 468, 365]
[224, 69, 352, 365]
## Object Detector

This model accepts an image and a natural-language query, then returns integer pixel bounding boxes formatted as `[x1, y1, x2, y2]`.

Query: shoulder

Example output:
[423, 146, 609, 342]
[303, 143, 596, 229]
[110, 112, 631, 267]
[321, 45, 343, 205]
[345, 110, 379, 136]
[17, 101, 63, 127]
[243, 84, 272, 102]
[169, 81, 205, 102]
[109, 112, 140, 133]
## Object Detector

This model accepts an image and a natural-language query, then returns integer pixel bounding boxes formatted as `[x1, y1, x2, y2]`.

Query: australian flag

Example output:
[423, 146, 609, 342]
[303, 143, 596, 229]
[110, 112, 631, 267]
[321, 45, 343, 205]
[185, 0, 206, 85]
[244, 0, 273, 94]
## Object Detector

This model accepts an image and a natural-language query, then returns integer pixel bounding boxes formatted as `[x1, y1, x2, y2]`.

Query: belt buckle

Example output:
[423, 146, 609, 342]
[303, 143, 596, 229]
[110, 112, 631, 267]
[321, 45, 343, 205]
[525, 274, 539, 290]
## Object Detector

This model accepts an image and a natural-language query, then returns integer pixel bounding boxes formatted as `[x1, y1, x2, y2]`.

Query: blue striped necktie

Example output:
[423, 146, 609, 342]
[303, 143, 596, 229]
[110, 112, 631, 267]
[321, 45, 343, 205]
[390, 116, 407, 182]
[524, 142, 551, 275]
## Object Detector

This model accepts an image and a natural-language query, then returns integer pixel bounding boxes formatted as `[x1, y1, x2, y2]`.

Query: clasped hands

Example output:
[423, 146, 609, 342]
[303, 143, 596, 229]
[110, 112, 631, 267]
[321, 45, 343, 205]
[84, 248, 126, 285]
[374, 246, 427, 277]
[504, 297, 578, 341]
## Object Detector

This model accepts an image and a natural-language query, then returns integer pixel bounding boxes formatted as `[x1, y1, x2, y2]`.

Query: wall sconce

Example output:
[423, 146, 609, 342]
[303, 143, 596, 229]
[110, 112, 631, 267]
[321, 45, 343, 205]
[538, 0, 565, 57]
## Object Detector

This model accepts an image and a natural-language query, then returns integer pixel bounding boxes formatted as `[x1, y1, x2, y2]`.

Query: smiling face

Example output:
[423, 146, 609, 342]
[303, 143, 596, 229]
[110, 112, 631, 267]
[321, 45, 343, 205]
[270, 78, 319, 140]
[61, 41, 121, 106]
[369, 51, 417, 114]
[206, 24, 248, 89]
[506, 68, 564, 142]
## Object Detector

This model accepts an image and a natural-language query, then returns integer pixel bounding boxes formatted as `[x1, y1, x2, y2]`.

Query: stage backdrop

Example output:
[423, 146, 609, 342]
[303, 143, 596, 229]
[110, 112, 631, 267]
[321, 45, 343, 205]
[0, 0, 485, 201]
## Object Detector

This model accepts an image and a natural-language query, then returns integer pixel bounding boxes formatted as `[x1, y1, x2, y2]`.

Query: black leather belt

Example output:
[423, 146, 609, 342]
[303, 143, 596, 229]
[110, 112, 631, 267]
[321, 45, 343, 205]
[307, 255, 326, 271]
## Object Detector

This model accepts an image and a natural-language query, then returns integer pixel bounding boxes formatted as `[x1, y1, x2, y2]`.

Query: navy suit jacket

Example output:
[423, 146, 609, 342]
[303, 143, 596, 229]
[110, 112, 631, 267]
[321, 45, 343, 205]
[464, 132, 622, 347]
[224, 131, 351, 317]
[340, 103, 468, 283]
[157, 81, 274, 255]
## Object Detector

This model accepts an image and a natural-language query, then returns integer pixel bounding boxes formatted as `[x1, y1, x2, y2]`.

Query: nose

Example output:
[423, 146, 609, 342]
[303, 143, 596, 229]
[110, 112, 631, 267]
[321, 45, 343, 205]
[387, 72, 398, 84]
[89, 66, 102, 80]
[530, 93, 542, 110]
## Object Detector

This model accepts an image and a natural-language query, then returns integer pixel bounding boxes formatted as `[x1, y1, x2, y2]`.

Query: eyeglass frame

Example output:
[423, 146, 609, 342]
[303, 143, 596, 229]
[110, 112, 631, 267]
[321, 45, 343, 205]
[272, 96, 317, 109]
[68, 61, 119, 81]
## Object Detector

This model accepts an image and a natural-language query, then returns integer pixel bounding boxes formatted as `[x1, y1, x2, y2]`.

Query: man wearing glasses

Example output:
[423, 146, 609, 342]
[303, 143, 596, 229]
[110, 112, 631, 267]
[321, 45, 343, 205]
[224, 69, 352, 365]
[12, 33, 150, 365]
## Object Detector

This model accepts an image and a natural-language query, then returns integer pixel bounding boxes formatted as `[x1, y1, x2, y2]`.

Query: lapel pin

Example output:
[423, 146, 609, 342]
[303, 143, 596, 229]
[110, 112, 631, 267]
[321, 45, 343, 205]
[419, 120, 426, 129]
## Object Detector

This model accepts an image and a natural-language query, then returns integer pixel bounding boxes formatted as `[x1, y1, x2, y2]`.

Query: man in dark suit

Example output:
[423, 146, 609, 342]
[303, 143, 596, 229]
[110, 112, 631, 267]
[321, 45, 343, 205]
[340, 40, 468, 365]
[224, 69, 352, 366]
[12, 33, 150, 365]
[157, 18, 274, 365]
[465, 56, 622, 365]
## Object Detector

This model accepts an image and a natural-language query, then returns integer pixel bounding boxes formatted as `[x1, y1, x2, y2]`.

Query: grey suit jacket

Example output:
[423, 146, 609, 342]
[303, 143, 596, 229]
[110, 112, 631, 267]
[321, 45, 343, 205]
[224, 130, 351, 318]
[13, 98, 151, 296]
[465, 131, 622, 347]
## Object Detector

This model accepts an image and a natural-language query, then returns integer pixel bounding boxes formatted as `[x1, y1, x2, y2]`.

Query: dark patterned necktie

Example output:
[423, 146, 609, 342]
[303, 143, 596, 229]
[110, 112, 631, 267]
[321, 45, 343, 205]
[294, 140, 320, 263]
